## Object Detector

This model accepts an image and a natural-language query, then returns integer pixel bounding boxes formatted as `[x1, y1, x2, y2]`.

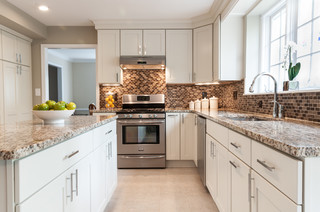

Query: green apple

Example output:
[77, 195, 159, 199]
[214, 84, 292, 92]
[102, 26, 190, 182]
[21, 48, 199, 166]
[66, 102, 76, 110]
[33, 104, 40, 110]
[54, 102, 65, 110]
[38, 103, 49, 110]
[46, 100, 56, 109]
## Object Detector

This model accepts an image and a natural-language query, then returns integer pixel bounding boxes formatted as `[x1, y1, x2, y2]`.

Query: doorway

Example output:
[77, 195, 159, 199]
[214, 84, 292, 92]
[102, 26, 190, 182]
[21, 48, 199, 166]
[48, 64, 62, 102]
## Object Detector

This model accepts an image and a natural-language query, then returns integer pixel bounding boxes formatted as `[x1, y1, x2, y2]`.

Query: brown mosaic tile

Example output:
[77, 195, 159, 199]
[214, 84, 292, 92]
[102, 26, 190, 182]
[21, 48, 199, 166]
[99, 70, 320, 122]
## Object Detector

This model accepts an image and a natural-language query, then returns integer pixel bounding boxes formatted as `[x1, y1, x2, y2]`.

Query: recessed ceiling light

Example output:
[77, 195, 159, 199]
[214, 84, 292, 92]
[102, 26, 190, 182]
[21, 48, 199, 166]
[38, 5, 49, 11]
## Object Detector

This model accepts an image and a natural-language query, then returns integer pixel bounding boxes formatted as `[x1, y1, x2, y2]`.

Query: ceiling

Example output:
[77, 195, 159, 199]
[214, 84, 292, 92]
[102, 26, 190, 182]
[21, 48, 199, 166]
[48, 49, 96, 63]
[7, 0, 215, 26]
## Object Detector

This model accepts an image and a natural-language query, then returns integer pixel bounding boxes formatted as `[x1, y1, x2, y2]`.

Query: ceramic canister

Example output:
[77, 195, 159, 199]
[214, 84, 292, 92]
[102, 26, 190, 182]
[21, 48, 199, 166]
[194, 99, 201, 110]
[201, 98, 209, 109]
[189, 101, 195, 110]
[209, 96, 218, 109]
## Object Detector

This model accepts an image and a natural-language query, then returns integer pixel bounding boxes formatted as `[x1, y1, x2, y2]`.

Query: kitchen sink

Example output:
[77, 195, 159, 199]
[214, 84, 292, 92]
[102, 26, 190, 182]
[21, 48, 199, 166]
[226, 116, 269, 121]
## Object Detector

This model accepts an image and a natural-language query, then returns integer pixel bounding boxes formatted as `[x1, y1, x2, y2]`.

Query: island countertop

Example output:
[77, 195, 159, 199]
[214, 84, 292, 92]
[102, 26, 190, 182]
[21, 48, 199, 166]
[166, 108, 320, 158]
[0, 115, 117, 160]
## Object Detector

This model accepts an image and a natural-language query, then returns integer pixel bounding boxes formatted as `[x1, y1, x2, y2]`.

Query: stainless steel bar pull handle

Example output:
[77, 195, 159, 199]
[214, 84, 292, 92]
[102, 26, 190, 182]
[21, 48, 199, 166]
[257, 159, 275, 171]
[229, 161, 238, 168]
[71, 172, 77, 200]
[230, 142, 240, 149]
[67, 150, 79, 159]
[116, 73, 119, 82]
[182, 114, 184, 123]
[110, 142, 112, 158]
[121, 155, 165, 159]
[75, 169, 79, 196]
[105, 130, 112, 135]
[167, 114, 178, 117]
[19, 54, 22, 63]
[16, 53, 19, 62]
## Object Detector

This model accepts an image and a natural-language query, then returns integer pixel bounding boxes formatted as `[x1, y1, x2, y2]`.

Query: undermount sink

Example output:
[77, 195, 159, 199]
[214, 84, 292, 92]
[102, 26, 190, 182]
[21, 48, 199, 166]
[226, 116, 269, 121]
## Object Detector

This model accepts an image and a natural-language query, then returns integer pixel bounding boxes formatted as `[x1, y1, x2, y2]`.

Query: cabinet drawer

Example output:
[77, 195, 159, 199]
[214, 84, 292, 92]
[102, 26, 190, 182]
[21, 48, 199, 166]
[228, 130, 251, 166]
[93, 121, 116, 149]
[252, 140, 303, 204]
[15, 131, 93, 203]
[206, 120, 228, 148]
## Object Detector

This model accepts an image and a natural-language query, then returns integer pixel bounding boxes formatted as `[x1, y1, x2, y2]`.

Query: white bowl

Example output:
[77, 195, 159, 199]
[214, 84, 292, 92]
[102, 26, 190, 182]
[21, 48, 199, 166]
[33, 110, 75, 124]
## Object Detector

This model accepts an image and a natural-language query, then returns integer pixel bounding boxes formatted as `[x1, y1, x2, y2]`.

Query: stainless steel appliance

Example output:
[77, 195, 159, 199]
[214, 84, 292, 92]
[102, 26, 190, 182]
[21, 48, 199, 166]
[120, 56, 166, 70]
[117, 94, 166, 168]
[197, 116, 206, 186]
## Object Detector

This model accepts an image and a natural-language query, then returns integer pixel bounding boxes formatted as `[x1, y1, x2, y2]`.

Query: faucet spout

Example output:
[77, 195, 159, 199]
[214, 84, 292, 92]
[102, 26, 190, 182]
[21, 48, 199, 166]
[249, 72, 278, 118]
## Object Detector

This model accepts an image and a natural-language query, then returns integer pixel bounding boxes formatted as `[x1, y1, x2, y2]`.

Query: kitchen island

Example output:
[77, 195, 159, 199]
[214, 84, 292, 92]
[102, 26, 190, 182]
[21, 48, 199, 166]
[0, 115, 117, 212]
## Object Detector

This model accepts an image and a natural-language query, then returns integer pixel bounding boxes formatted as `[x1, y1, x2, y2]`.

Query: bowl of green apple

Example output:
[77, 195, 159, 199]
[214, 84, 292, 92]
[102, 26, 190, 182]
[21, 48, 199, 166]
[33, 100, 77, 124]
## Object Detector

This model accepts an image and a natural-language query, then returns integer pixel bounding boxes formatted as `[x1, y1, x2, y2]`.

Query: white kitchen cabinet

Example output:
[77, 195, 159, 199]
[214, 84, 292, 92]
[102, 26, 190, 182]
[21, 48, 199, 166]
[1, 30, 31, 67]
[0, 61, 3, 124]
[3, 62, 32, 124]
[193, 25, 213, 83]
[3, 61, 17, 124]
[206, 134, 218, 199]
[213, 14, 243, 81]
[166, 113, 181, 160]
[106, 135, 117, 202]
[120, 30, 165, 56]
[180, 113, 196, 160]
[251, 170, 302, 212]
[166, 30, 193, 84]
[229, 153, 250, 212]
[97, 30, 122, 84]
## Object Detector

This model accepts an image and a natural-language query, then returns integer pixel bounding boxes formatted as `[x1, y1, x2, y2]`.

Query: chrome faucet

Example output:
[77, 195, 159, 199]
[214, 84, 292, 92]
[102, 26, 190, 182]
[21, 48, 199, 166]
[249, 72, 282, 118]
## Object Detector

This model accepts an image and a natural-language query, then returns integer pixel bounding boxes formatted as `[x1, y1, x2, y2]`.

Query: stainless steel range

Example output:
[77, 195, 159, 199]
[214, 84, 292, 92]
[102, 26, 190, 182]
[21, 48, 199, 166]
[117, 94, 166, 168]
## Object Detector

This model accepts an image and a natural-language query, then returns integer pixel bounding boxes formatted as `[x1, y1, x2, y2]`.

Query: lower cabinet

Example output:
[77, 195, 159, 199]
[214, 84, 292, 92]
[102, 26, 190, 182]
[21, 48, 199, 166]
[206, 134, 218, 199]
[251, 170, 302, 212]
[166, 113, 197, 162]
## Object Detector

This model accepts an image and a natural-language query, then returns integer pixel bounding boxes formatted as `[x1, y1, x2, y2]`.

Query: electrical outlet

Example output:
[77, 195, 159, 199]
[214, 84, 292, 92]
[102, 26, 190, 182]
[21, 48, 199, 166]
[35, 88, 41, 96]
[233, 91, 238, 100]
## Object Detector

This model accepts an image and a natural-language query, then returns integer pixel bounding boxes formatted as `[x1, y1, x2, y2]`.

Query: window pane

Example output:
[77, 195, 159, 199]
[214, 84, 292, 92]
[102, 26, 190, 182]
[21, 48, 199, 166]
[281, 9, 286, 36]
[313, 18, 320, 52]
[296, 56, 311, 88]
[280, 36, 287, 62]
[315, 0, 320, 18]
[269, 65, 280, 91]
[310, 53, 320, 88]
[297, 23, 312, 57]
[271, 13, 281, 40]
[270, 40, 280, 65]
[298, 0, 313, 25]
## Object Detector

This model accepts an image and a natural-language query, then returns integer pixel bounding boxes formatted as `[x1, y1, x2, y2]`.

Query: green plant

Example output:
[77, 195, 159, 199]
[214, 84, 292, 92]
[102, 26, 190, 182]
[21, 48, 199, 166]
[288, 62, 301, 81]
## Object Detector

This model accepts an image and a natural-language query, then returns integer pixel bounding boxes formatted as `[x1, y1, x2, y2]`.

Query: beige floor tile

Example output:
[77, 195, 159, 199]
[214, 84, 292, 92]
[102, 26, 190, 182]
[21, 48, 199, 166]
[104, 168, 219, 212]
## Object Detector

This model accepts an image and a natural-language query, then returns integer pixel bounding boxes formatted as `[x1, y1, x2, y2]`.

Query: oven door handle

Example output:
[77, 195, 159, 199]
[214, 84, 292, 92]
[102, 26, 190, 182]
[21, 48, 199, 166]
[120, 155, 165, 159]
[117, 120, 165, 124]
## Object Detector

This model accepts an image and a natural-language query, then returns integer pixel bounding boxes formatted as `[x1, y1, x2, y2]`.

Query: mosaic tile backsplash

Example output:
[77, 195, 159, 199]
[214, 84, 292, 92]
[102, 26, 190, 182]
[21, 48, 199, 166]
[100, 70, 320, 122]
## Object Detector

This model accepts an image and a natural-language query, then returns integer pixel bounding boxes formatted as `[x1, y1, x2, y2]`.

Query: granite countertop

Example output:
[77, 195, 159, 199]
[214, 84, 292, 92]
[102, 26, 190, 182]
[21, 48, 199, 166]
[167, 108, 320, 158]
[0, 115, 117, 160]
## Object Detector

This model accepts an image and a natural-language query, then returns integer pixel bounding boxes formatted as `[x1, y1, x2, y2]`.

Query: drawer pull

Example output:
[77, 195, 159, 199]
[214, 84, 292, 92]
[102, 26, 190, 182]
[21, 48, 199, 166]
[229, 161, 238, 168]
[230, 142, 240, 149]
[257, 159, 275, 172]
[67, 150, 79, 159]
[167, 114, 178, 117]
[105, 130, 112, 135]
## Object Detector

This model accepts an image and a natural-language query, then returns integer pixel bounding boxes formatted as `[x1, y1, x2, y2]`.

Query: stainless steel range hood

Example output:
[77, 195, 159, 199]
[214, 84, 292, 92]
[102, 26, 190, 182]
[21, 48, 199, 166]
[120, 56, 166, 70]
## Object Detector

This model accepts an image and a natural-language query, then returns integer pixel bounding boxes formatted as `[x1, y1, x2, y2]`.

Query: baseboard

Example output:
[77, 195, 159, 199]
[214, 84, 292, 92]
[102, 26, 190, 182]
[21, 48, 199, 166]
[166, 160, 196, 168]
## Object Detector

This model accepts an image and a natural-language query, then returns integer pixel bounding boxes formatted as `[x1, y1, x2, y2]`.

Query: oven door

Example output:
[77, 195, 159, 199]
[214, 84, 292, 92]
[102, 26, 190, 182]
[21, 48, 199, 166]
[117, 119, 165, 154]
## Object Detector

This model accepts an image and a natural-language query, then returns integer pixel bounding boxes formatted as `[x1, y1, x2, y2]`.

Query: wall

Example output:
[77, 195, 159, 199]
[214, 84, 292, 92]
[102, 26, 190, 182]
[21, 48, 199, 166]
[72, 62, 96, 109]
[31, 26, 97, 105]
[48, 53, 73, 103]
[100, 70, 320, 123]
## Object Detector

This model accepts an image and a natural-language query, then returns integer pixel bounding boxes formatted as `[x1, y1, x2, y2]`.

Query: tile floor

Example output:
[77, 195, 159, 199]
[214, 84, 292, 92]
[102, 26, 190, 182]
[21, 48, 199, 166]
[105, 168, 219, 212]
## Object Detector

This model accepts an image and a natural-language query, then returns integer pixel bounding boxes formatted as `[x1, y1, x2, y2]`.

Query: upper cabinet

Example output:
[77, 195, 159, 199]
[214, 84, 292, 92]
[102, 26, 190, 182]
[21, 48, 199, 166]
[1, 31, 31, 67]
[166, 30, 192, 84]
[120, 30, 165, 56]
[97, 30, 122, 84]
[193, 25, 213, 83]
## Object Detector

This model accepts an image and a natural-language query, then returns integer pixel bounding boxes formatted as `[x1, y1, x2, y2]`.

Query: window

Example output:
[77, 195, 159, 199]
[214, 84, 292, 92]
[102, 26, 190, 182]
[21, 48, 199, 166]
[256, 0, 320, 92]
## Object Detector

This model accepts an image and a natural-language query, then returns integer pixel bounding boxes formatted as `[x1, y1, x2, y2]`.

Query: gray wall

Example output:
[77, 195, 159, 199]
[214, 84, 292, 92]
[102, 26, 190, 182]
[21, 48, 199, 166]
[32, 26, 97, 105]
[72, 62, 96, 109]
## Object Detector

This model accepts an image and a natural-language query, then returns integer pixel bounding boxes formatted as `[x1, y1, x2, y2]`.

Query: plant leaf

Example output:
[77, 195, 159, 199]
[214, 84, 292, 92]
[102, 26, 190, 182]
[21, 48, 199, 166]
[292, 62, 301, 80]
[288, 62, 293, 80]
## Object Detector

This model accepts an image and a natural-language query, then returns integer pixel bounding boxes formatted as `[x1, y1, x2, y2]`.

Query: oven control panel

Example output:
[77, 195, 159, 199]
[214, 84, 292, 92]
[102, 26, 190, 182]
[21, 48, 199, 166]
[118, 114, 165, 119]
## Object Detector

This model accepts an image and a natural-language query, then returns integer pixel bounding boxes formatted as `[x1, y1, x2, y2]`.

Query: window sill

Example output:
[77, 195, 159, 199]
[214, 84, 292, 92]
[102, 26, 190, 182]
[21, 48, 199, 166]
[243, 89, 320, 96]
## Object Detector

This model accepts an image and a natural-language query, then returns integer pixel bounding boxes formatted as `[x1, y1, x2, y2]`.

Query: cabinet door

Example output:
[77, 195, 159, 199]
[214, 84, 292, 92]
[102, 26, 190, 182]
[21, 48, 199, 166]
[2, 31, 17, 63]
[97, 30, 121, 84]
[193, 25, 213, 83]
[120, 30, 142, 56]
[251, 171, 302, 212]
[17, 65, 32, 122]
[216, 140, 230, 212]
[229, 154, 250, 212]
[91, 145, 107, 212]
[65, 157, 91, 212]
[181, 113, 195, 160]
[213, 15, 221, 82]
[166, 113, 180, 160]
[3, 62, 17, 124]
[17, 38, 31, 67]
[166, 30, 192, 83]
[206, 134, 218, 199]
[16, 173, 65, 212]
[143, 30, 165, 55]
[106, 135, 117, 202]
[0, 61, 3, 124]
